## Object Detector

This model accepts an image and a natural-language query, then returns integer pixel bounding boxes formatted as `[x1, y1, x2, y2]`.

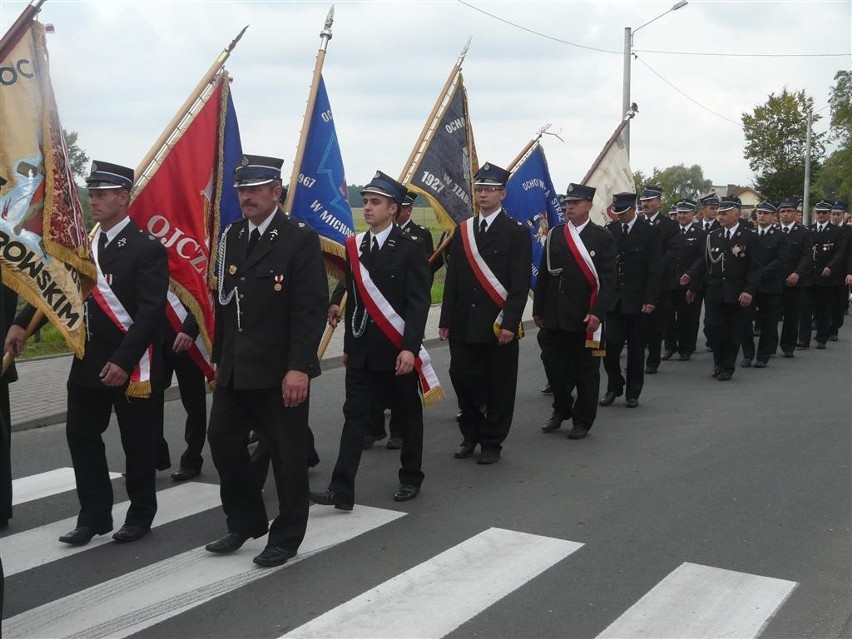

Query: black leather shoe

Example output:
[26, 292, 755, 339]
[362, 435, 377, 449]
[170, 467, 201, 482]
[754, 360, 768, 368]
[717, 371, 732, 381]
[205, 532, 254, 554]
[599, 390, 622, 406]
[112, 523, 150, 543]
[253, 545, 295, 567]
[476, 450, 500, 465]
[782, 350, 794, 358]
[678, 353, 691, 361]
[386, 437, 403, 450]
[247, 429, 260, 445]
[567, 425, 589, 440]
[308, 453, 320, 468]
[816, 342, 826, 349]
[644, 365, 658, 374]
[711, 366, 721, 378]
[156, 459, 171, 472]
[454, 441, 477, 459]
[393, 484, 420, 501]
[59, 525, 112, 546]
[796, 341, 809, 349]
[829, 334, 839, 342]
[741, 358, 752, 368]
[309, 489, 354, 511]
[541, 412, 566, 432]
[661, 349, 676, 361]
[625, 397, 639, 408]
[540, 383, 552, 395]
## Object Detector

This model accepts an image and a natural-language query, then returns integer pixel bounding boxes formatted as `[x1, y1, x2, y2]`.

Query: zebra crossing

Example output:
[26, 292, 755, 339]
[2, 468, 799, 638]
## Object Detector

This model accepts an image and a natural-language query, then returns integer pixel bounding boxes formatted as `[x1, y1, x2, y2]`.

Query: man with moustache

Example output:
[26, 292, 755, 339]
[440, 163, 531, 464]
[204, 155, 327, 567]
[599, 192, 660, 409]
[535, 183, 615, 437]
[639, 185, 679, 374]
[6, 160, 168, 545]
[777, 198, 813, 357]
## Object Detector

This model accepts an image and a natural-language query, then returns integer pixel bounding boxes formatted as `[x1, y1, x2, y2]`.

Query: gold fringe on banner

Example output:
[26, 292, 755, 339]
[423, 385, 445, 407]
[125, 380, 152, 399]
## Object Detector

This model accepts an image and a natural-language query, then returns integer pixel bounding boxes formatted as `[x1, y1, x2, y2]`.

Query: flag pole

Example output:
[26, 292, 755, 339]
[399, 38, 471, 184]
[581, 108, 636, 185]
[0, 0, 47, 60]
[507, 124, 552, 173]
[283, 6, 335, 214]
[132, 26, 248, 192]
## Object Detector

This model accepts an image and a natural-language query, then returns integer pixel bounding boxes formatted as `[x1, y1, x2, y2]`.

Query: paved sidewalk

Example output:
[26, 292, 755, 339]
[10, 300, 535, 431]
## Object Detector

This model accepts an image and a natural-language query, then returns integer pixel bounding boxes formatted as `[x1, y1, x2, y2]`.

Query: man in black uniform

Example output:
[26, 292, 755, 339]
[808, 200, 848, 349]
[698, 193, 721, 233]
[311, 171, 431, 508]
[204, 155, 327, 567]
[439, 163, 531, 464]
[600, 192, 660, 408]
[663, 199, 705, 361]
[685, 196, 761, 380]
[7, 160, 169, 545]
[740, 201, 787, 368]
[639, 185, 679, 374]
[535, 183, 615, 437]
[777, 198, 812, 357]
[829, 201, 850, 339]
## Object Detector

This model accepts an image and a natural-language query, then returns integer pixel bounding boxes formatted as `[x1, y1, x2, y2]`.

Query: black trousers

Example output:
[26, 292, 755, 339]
[665, 289, 702, 355]
[797, 287, 815, 346]
[538, 328, 600, 429]
[0, 383, 10, 524]
[645, 290, 672, 367]
[812, 286, 835, 344]
[449, 339, 519, 451]
[741, 292, 781, 361]
[780, 286, 805, 352]
[161, 347, 208, 471]
[705, 301, 747, 374]
[329, 366, 424, 504]
[604, 309, 647, 399]
[250, 425, 318, 490]
[66, 383, 160, 529]
[830, 284, 847, 335]
[208, 385, 309, 552]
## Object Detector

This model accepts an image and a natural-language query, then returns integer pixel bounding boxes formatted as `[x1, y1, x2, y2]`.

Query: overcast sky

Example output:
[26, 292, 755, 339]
[2, 0, 849, 193]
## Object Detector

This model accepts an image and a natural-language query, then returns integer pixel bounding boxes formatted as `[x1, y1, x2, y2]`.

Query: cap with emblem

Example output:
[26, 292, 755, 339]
[676, 199, 697, 212]
[474, 162, 510, 187]
[611, 192, 636, 214]
[755, 200, 777, 213]
[564, 182, 596, 202]
[402, 189, 418, 207]
[778, 197, 799, 209]
[813, 200, 833, 211]
[832, 200, 848, 213]
[86, 160, 134, 190]
[233, 154, 283, 188]
[699, 192, 720, 206]
[361, 170, 407, 206]
[717, 195, 742, 212]
[639, 185, 663, 201]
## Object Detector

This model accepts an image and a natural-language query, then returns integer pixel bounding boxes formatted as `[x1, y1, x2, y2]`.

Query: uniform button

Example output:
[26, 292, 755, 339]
[239, 294, 244, 299]
[240, 277, 245, 282]
[238, 328, 243, 333]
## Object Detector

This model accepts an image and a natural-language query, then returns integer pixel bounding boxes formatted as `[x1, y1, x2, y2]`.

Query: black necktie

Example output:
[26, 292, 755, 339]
[480, 219, 487, 235]
[622, 223, 629, 236]
[371, 236, 379, 255]
[247, 228, 260, 255]
[97, 232, 108, 268]
[783, 227, 789, 234]
[705, 223, 711, 231]
[681, 227, 686, 236]
[760, 229, 765, 237]
[725, 230, 731, 241]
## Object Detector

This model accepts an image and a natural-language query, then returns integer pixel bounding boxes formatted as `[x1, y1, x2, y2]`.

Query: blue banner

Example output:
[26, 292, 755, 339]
[503, 143, 564, 291]
[219, 89, 244, 232]
[289, 75, 354, 276]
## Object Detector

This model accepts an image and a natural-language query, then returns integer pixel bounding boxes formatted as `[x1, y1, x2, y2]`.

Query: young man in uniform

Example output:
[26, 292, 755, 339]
[777, 198, 812, 357]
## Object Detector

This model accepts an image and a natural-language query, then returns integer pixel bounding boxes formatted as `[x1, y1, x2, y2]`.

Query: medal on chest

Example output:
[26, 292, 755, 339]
[274, 274, 284, 291]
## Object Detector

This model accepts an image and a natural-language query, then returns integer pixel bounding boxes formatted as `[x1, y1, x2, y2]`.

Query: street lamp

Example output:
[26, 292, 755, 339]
[622, 0, 688, 157]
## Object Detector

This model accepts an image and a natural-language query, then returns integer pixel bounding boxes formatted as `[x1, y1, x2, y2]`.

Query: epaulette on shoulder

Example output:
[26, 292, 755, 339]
[284, 216, 311, 232]
[401, 232, 424, 244]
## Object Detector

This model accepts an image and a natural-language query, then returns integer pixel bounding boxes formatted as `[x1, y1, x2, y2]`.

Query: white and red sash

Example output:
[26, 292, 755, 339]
[457, 217, 523, 338]
[346, 234, 443, 405]
[562, 223, 603, 352]
[90, 231, 153, 398]
[165, 291, 215, 382]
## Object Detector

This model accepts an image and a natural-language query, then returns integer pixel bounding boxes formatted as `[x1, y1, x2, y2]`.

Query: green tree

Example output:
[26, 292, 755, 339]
[742, 89, 826, 202]
[633, 165, 712, 212]
[817, 70, 852, 203]
[828, 69, 852, 146]
[62, 129, 89, 181]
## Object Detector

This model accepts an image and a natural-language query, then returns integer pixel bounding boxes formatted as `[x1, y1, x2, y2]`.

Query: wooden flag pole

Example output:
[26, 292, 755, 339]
[283, 6, 335, 214]
[132, 26, 248, 193]
[0, 0, 47, 60]
[317, 290, 346, 360]
[399, 38, 471, 184]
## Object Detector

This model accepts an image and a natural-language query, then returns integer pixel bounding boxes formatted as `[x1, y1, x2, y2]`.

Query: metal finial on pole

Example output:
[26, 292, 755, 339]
[226, 25, 249, 54]
[458, 36, 472, 67]
[320, 5, 334, 49]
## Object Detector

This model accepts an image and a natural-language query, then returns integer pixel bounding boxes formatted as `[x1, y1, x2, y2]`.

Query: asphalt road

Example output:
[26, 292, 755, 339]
[4, 329, 851, 638]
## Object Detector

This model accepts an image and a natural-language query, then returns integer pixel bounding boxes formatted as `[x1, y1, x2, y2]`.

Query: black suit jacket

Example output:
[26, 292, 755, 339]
[440, 210, 532, 342]
[699, 219, 721, 234]
[810, 222, 848, 286]
[344, 225, 431, 371]
[606, 218, 661, 313]
[213, 212, 328, 388]
[17, 219, 169, 390]
[400, 218, 435, 284]
[689, 225, 762, 303]
[643, 213, 680, 291]
[754, 226, 788, 294]
[664, 223, 706, 290]
[533, 222, 616, 331]
[779, 223, 813, 287]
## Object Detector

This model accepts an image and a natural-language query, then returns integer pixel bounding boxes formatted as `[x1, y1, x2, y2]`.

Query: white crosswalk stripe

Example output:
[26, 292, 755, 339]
[12, 467, 121, 506]
[3, 481, 221, 576]
[596, 562, 798, 638]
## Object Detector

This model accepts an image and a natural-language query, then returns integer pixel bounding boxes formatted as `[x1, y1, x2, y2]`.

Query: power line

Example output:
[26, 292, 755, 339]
[634, 56, 743, 128]
[457, 0, 848, 59]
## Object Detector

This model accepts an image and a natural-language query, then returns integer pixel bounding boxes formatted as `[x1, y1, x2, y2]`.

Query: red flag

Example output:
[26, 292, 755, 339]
[129, 77, 232, 380]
